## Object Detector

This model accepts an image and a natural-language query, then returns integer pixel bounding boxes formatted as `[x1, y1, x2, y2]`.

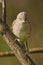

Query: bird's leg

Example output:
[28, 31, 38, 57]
[24, 41, 29, 55]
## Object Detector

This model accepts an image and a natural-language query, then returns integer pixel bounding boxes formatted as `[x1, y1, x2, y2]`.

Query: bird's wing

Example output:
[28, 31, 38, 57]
[20, 20, 30, 34]
[19, 20, 31, 43]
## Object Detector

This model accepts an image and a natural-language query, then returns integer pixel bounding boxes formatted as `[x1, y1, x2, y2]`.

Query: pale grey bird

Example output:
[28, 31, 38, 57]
[12, 12, 31, 53]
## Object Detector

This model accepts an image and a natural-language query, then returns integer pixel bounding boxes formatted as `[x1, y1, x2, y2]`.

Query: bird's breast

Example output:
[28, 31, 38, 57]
[12, 21, 23, 37]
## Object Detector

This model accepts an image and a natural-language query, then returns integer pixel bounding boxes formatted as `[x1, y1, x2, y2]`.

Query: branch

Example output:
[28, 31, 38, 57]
[29, 48, 43, 53]
[0, 22, 36, 65]
[0, 52, 14, 57]
[0, 47, 43, 57]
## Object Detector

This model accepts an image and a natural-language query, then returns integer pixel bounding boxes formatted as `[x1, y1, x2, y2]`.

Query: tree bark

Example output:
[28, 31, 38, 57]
[0, 23, 35, 65]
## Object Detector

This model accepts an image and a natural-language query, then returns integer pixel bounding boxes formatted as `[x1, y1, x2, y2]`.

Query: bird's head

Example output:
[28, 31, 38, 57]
[17, 12, 28, 22]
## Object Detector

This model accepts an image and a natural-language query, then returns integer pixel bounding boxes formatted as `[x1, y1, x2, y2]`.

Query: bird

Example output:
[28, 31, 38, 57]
[11, 12, 31, 53]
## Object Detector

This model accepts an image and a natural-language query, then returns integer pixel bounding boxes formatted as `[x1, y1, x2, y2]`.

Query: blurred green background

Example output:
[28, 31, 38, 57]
[0, 0, 43, 65]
